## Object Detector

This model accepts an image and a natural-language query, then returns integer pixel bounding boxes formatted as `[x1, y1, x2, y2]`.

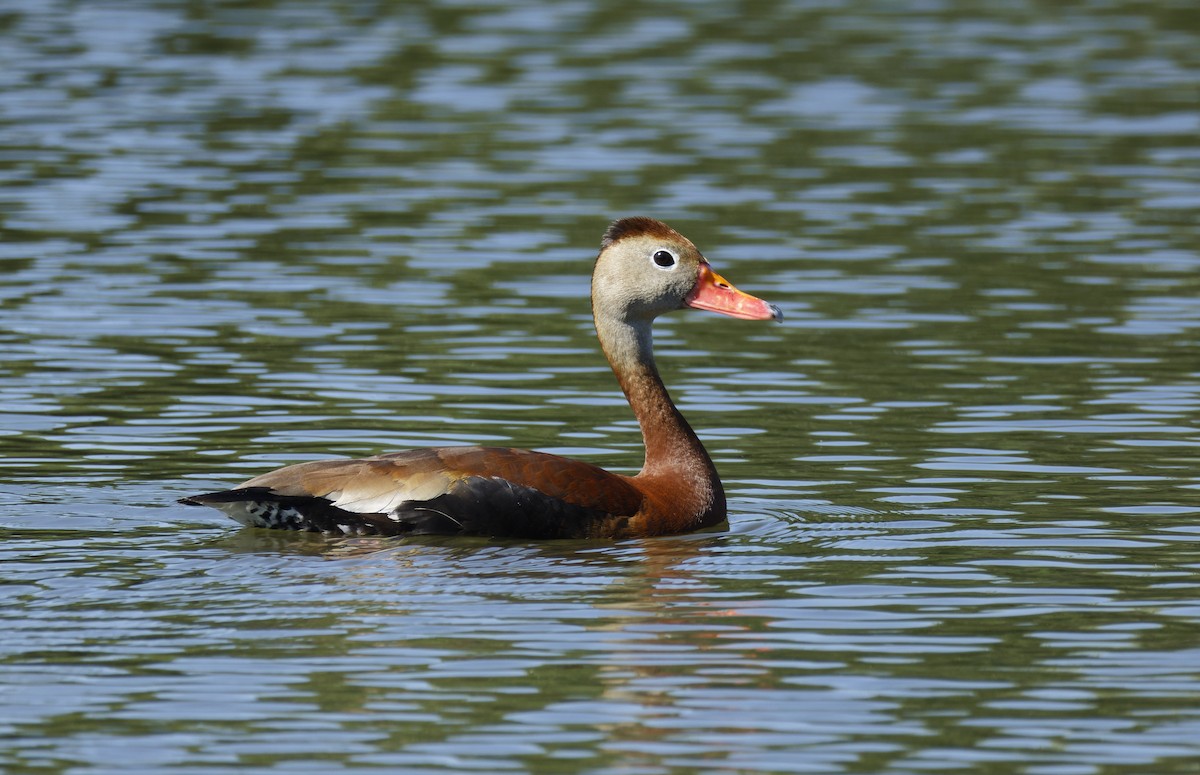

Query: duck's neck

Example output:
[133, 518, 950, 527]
[595, 313, 724, 517]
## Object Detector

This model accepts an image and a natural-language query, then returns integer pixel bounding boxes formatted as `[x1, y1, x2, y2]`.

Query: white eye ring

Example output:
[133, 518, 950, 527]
[651, 249, 677, 270]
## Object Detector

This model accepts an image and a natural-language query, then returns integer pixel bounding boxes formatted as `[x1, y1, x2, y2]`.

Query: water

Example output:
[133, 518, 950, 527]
[2, 0, 1199, 772]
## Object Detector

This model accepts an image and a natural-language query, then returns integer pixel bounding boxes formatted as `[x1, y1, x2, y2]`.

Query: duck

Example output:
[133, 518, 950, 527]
[179, 217, 782, 539]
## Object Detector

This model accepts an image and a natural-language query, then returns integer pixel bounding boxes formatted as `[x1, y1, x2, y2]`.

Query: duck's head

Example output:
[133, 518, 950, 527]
[591, 216, 783, 325]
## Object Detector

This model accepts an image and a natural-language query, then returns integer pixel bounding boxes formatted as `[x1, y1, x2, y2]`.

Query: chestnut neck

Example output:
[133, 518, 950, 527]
[594, 311, 724, 516]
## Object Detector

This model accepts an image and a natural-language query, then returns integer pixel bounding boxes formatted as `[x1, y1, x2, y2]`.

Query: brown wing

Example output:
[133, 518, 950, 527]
[181, 446, 646, 539]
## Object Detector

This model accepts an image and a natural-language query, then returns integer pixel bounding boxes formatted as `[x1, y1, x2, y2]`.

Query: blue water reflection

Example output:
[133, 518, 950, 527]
[3, 0, 1200, 772]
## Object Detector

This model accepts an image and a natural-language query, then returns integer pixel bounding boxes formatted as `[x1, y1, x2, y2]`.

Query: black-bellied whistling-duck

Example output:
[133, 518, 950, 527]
[180, 217, 782, 539]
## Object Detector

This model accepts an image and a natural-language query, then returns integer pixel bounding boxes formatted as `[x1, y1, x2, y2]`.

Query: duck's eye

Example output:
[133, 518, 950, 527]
[652, 250, 676, 269]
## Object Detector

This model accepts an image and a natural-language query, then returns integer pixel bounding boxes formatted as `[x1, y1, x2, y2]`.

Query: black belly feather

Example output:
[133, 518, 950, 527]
[397, 476, 632, 538]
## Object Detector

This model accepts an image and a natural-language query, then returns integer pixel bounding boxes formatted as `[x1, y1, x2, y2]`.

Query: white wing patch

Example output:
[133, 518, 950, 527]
[329, 470, 452, 514]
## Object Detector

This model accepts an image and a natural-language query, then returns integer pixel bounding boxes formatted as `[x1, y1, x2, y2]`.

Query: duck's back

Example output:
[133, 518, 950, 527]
[180, 446, 646, 538]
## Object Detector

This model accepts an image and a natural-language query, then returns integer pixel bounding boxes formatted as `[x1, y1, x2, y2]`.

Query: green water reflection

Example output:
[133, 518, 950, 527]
[2, 0, 1199, 772]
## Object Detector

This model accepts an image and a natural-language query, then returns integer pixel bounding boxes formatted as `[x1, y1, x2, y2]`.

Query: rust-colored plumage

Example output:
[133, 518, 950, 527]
[180, 217, 782, 539]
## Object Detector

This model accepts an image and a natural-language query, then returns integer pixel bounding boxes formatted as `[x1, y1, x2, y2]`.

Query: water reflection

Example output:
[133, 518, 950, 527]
[3, 0, 1200, 771]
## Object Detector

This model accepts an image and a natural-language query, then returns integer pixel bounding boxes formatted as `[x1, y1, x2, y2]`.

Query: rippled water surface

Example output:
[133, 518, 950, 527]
[3, 0, 1200, 772]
